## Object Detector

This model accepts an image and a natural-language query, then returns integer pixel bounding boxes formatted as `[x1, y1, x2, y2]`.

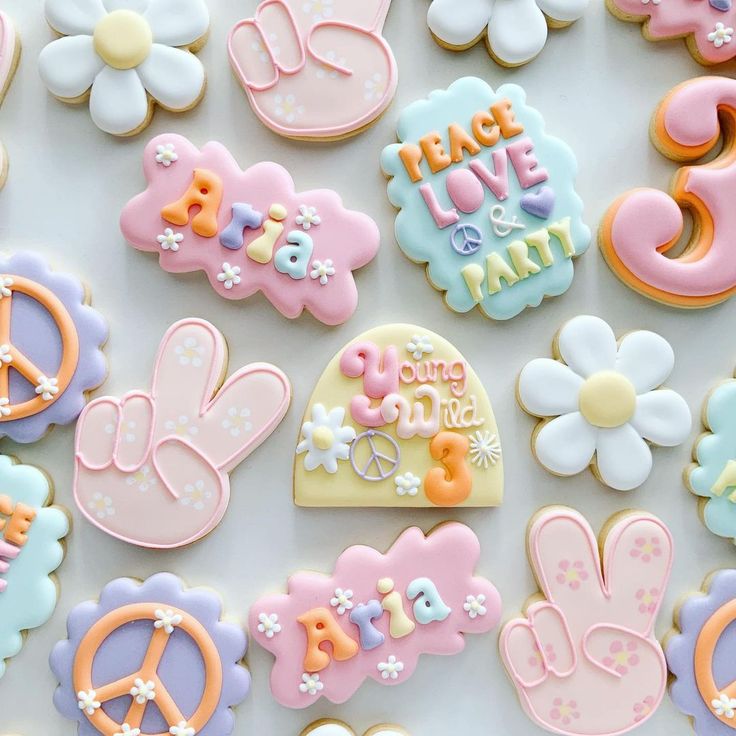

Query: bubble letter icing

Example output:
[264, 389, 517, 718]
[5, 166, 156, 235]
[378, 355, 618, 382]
[50, 572, 250, 736]
[39, 0, 209, 136]
[121, 134, 380, 325]
[0, 251, 108, 444]
[294, 324, 502, 507]
[501, 507, 673, 735]
[74, 318, 290, 549]
[517, 315, 691, 491]
[600, 77, 736, 308]
[250, 523, 501, 707]
[381, 77, 590, 321]
[667, 569, 736, 736]
[0, 454, 68, 681]
[427, 0, 589, 67]
[302, 721, 409, 736]
[228, 0, 397, 141]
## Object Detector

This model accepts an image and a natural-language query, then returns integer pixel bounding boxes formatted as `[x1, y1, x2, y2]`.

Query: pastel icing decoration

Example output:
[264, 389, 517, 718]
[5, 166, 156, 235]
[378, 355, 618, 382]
[0, 11, 19, 190]
[381, 77, 590, 321]
[74, 318, 290, 550]
[667, 569, 736, 736]
[501, 506, 673, 735]
[227, 0, 397, 141]
[607, 0, 736, 64]
[427, 0, 589, 67]
[302, 722, 410, 736]
[294, 324, 503, 507]
[0, 454, 68, 680]
[600, 77, 736, 308]
[121, 134, 380, 325]
[250, 523, 501, 707]
[0, 251, 108, 444]
[39, 0, 209, 136]
[517, 315, 691, 491]
[50, 572, 250, 736]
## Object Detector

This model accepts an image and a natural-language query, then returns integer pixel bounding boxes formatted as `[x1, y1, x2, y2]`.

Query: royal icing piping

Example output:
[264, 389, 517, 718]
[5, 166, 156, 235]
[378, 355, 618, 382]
[518, 315, 691, 491]
[427, 0, 589, 67]
[294, 324, 503, 507]
[121, 134, 380, 325]
[50, 573, 250, 736]
[73, 318, 290, 549]
[250, 523, 501, 707]
[302, 722, 410, 736]
[39, 0, 209, 136]
[0, 10, 18, 187]
[228, 0, 397, 140]
[501, 507, 673, 735]
[600, 76, 736, 308]
[381, 77, 590, 321]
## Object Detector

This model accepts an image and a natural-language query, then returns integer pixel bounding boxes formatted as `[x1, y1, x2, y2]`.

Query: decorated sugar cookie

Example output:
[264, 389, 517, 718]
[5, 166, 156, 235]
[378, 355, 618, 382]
[39, 0, 209, 136]
[121, 134, 380, 325]
[607, 0, 736, 65]
[501, 506, 673, 735]
[74, 318, 290, 549]
[0, 11, 19, 189]
[50, 573, 250, 736]
[250, 523, 501, 707]
[668, 570, 736, 735]
[518, 315, 691, 491]
[294, 324, 502, 507]
[0, 454, 68, 680]
[228, 0, 397, 141]
[427, 0, 589, 67]
[381, 77, 590, 321]
[302, 722, 409, 736]
[600, 77, 736, 308]
[0, 251, 108, 444]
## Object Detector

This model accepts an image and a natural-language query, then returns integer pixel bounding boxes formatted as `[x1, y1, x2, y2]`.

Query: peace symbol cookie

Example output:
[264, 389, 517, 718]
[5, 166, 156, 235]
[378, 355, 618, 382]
[50, 573, 251, 736]
[0, 454, 68, 681]
[294, 324, 502, 507]
[0, 11, 19, 190]
[0, 251, 107, 444]
[302, 721, 409, 736]
[381, 77, 590, 321]
[74, 318, 290, 549]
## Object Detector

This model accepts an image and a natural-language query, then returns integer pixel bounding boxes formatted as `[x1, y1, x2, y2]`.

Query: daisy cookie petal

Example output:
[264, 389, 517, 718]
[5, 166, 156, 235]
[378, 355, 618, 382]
[89, 67, 149, 136]
[427, 0, 494, 47]
[143, 0, 210, 46]
[45, 0, 106, 35]
[487, 0, 549, 67]
[38, 36, 104, 99]
[136, 44, 205, 111]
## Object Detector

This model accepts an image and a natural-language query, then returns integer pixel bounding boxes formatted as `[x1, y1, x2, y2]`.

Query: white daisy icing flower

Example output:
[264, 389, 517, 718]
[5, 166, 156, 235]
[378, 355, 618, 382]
[394, 472, 421, 497]
[406, 335, 434, 360]
[169, 724, 195, 736]
[303, 0, 334, 22]
[709, 22, 734, 47]
[126, 465, 156, 492]
[296, 403, 356, 473]
[157, 228, 183, 252]
[274, 93, 304, 123]
[377, 655, 404, 680]
[463, 594, 487, 619]
[0, 276, 13, 298]
[299, 672, 324, 696]
[222, 407, 252, 437]
[88, 492, 115, 519]
[469, 431, 502, 469]
[115, 726, 141, 736]
[518, 315, 691, 491]
[77, 689, 100, 715]
[0, 398, 10, 417]
[154, 608, 183, 635]
[330, 588, 354, 615]
[257, 612, 282, 638]
[179, 480, 211, 510]
[0, 344, 12, 365]
[175, 336, 205, 368]
[35, 375, 59, 401]
[296, 205, 322, 230]
[130, 677, 156, 704]
[310, 259, 336, 285]
[217, 262, 241, 290]
[713, 692, 736, 718]
[155, 143, 178, 166]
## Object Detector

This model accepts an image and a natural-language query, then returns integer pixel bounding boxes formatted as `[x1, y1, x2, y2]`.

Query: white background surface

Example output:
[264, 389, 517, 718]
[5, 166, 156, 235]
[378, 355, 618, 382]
[0, 0, 733, 733]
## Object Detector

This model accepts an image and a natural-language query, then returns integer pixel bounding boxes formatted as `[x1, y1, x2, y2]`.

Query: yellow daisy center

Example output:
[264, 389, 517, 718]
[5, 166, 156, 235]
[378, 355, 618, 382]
[94, 11, 152, 70]
[578, 371, 636, 428]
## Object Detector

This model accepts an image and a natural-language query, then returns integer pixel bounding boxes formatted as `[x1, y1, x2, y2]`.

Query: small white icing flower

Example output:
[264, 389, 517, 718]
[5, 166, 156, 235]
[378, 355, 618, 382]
[297, 403, 356, 473]
[299, 672, 324, 696]
[394, 472, 421, 497]
[175, 336, 205, 368]
[88, 492, 115, 519]
[0, 398, 10, 417]
[217, 262, 241, 290]
[463, 594, 487, 619]
[315, 50, 345, 79]
[165, 415, 199, 438]
[115, 726, 141, 736]
[0, 276, 13, 298]
[155, 143, 178, 167]
[303, 0, 334, 22]
[709, 22, 734, 47]
[126, 465, 157, 492]
[296, 205, 322, 230]
[170, 723, 196, 736]
[377, 655, 404, 680]
[154, 608, 183, 635]
[713, 692, 736, 718]
[35, 375, 59, 401]
[364, 72, 386, 101]
[77, 689, 100, 715]
[469, 431, 502, 469]
[274, 93, 304, 123]
[310, 259, 335, 285]
[0, 345, 12, 365]
[179, 479, 211, 510]
[130, 677, 156, 704]
[157, 228, 183, 252]
[257, 612, 282, 638]
[406, 335, 433, 360]
[252, 33, 280, 63]
[222, 407, 252, 437]
[330, 588, 354, 615]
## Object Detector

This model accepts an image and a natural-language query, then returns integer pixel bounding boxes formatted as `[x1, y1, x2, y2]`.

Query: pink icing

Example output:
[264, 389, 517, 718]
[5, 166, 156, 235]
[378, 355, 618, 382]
[0, 12, 15, 94]
[249, 523, 501, 707]
[608, 77, 736, 299]
[120, 134, 380, 326]
[446, 168, 485, 213]
[500, 508, 673, 735]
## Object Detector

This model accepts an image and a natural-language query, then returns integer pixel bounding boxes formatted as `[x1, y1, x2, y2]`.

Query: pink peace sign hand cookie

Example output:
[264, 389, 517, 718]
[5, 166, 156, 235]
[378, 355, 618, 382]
[228, 0, 397, 140]
[74, 318, 290, 549]
[500, 507, 674, 735]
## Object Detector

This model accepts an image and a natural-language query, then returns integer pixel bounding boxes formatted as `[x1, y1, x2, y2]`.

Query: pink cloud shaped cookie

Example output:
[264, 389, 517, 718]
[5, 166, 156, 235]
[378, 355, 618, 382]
[250, 523, 501, 707]
[121, 134, 380, 325]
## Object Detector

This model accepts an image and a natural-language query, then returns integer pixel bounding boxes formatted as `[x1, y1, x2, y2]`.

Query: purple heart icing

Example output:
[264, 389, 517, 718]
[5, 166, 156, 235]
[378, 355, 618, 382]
[710, 0, 732, 12]
[520, 186, 556, 219]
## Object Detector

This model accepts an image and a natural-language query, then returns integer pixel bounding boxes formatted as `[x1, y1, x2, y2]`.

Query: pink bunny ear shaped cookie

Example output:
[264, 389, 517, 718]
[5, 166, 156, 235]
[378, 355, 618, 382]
[228, 0, 397, 140]
[501, 506, 674, 735]
[74, 318, 290, 549]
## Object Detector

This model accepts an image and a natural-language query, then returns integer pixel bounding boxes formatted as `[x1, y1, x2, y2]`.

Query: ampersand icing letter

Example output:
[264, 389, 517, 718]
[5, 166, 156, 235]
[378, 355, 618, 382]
[424, 431, 472, 507]
[161, 169, 224, 238]
[406, 577, 451, 624]
[297, 608, 360, 673]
